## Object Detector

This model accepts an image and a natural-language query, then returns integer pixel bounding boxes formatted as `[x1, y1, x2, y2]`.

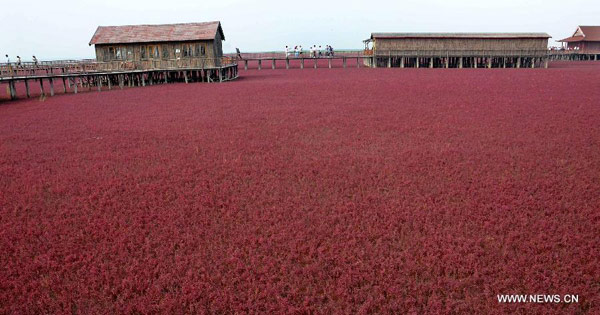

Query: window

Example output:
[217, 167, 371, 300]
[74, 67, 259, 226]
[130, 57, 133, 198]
[200, 44, 206, 56]
[103, 47, 110, 62]
[148, 45, 159, 59]
[115, 47, 122, 60]
[108, 47, 115, 60]
[183, 44, 192, 58]
[162, 45, 170, 59]
[140, 46, 147, 59]
[126, 47, 133, 60]
[194, 44, 201, 57]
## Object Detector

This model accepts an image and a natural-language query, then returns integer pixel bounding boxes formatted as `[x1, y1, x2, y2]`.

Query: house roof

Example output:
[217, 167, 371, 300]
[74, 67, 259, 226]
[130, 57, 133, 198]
[558, 26, 600, 42]
[89, 21, 224, 45]
[371, 32, 551, 40]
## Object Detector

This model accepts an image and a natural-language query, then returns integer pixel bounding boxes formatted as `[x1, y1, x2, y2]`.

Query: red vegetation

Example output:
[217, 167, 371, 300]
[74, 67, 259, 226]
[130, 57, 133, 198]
[1, 64, 600, 313]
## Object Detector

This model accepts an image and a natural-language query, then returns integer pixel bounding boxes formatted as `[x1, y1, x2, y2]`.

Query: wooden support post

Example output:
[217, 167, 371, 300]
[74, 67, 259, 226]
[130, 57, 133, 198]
[39, 79, 45, 96]
[244, 60, 248, 70]
[219, 68, 223, 82]
[416, 57, 419, 69]
[357, 57, 360, 68]
[97, 76, 101, 91]
[531, 57, 535, 68]
[184, 71, 188, 84]
[107, 75, 112, 90]
[73, 78, 78, 94]
[459, 57, 463, 68]
[164, 72, 168, 83]
[372, 56, 376, 68]
[128, 74, 133, 87]
[328, 58, 331, 69]
[544, 58, 548, 69]
[141, 74, 145, 87]
[517, 57, 521, 68]
[429, 58, 433, 68]
[343, 57, 347, 68]
[62, 78, 67, 93]
[119, 75, 124, 89]
[258, 59, 262, 70]
[474, 57, 478, 69]
[25, 79, 30, 98]
[445, 57, 449, 68]
[400, 57, 404, 68]
[314, 58, 317, 69]
[272, 59, 276, 70]
[49, 78, 54, 96]
[301, 58, 304, 69]
[487, 57, 491, 68]
[387, 56, 391, 68]
[286, 58, 290, 69]
[9, 81, 16, 100]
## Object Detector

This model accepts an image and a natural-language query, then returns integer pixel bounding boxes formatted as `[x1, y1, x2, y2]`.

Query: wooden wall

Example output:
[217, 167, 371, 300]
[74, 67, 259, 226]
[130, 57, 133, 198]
[94, 40, 221, 67]
[374, 38, 549, 53]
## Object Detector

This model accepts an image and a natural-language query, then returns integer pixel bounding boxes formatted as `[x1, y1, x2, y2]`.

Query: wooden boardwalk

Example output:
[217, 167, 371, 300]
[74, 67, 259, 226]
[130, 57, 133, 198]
[239, 50, 600, 70]
[1, 64, 238, 101]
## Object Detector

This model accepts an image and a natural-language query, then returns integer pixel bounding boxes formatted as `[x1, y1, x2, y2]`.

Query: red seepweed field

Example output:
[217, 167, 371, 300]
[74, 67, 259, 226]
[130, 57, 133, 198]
[1, 63, 599, 313]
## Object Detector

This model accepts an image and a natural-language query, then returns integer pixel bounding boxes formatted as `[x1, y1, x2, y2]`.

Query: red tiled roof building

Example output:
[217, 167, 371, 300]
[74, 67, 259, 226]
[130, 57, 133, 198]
[89, 21, 226, 67]
[558, 26, 600, 51]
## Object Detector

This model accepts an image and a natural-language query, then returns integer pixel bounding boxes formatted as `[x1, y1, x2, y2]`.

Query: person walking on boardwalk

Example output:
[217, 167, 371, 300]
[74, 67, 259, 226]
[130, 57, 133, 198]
[16, 56, 22, 68]
[285, 45, 290, 59]
[294, 46, 299, 58]
[318, 46, 323, 58]
[32, 55, 38, 66]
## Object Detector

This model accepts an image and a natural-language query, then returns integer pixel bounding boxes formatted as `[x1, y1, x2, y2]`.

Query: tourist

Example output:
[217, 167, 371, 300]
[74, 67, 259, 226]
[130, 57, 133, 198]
[17, 56, 22, 68]
[32, 55, 38, 66]
[298, 45, 303, 57]
[5, 54, 9, 65]
[294, 46, 299, 58]
[318, 45, 322, 58]
[285, 45, 290, 59]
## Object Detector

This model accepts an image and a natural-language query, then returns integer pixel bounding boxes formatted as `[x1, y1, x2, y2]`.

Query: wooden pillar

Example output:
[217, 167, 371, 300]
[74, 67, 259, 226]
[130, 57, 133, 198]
[286, 58, 290, 69]
[119, 75, 124, 89]
[272, 59, 276, 69]
[258, 59, 262, 70]
[357, 57, 360, 68]
[9, 81, 16, 100]
[387, 56, 391, 68]
[184, 71, 188, 83]
[328, 58, 331, 69]
[517, 57, 521, 68]
[474, 57, 478, 69]
[39, 79, 45, 96]
[416, 57, 419, 68]
[164, 72, 168, 83]
[219, 68, 223, 82]
[108, 75, 112, 89]
[25, 79, 30, 98]
[445, 57, 449, 68]
[400, 57, 404, 68]
[62, 78, 67, 93]
[372, 56, 376, 68]
[73, 78, 78, 94]
[301, 58, 304, 69]
[49, 78, 54, 96]
[429, 57, 433, 68]
[244, 60, 248, 70]
[343, 57, 347, 68]
[314, 58, 317, 69]
[487, 57, 492, 68]
[459, 57, 463, 68]
[531, 57, 535, 68]
[140, 74, 144, 87]
[544, 58, 548, 69]
[97, 76, 102, 91]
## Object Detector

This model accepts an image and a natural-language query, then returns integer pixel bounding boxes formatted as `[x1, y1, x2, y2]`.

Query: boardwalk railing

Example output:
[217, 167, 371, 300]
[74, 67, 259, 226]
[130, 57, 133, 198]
[1, 57, 238, 101]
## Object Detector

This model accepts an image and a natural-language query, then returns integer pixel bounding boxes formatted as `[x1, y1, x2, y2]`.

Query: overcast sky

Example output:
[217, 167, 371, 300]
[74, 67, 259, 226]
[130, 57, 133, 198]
[1, 0, 598, 61]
